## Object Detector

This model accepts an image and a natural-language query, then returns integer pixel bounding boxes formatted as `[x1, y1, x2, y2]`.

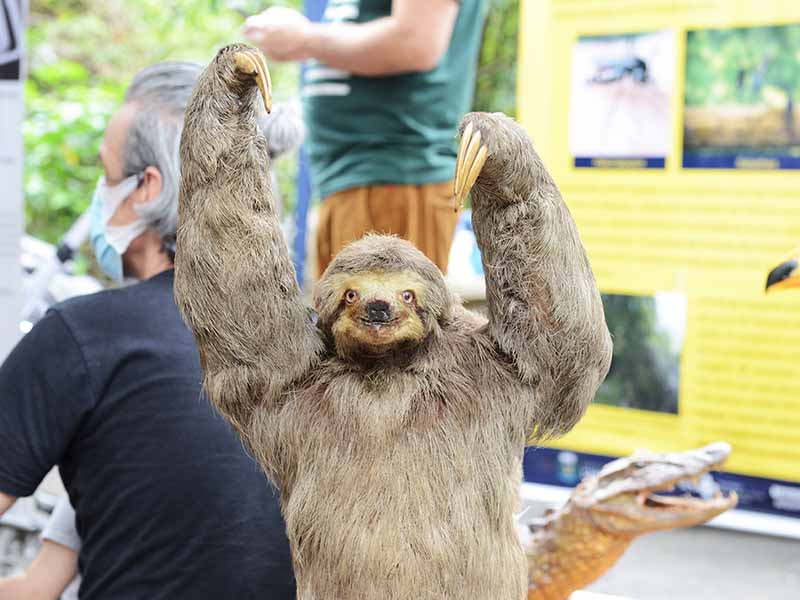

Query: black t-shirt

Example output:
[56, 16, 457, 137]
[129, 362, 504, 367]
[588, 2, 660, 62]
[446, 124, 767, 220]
[0, 270, 295, 599]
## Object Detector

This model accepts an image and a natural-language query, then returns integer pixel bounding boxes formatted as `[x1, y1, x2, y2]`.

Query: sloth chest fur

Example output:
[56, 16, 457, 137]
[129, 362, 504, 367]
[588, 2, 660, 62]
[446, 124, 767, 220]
[284, 364, 524, 504]
[279, 368, 528, 599]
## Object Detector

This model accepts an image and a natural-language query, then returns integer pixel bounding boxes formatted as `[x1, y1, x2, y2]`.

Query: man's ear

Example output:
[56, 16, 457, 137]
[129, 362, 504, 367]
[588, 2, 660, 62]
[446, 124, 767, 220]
[135, 165, 163, 206]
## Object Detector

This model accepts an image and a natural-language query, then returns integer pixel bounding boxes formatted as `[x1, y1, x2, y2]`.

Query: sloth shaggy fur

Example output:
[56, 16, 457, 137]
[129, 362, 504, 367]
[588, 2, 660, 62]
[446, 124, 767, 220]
[175, 44, 612, 600]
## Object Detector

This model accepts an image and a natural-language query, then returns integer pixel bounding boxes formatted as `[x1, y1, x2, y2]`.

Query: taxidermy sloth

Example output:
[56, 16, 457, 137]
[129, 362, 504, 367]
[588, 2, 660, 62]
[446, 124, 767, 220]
[175, 44, 612, 600]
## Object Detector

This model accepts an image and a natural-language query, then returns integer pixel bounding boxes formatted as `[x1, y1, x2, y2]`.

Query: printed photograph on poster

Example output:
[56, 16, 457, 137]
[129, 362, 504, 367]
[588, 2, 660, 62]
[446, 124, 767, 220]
[569, 30, 675, 169]
[684, 24, 800, 169]
[0, 0, 22, 80]
[595, 292, 686, 414]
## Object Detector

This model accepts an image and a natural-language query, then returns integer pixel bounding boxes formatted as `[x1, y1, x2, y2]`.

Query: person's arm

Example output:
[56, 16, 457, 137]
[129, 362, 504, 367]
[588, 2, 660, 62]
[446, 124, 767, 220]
[0, 310, 96, 506]
[244, 0, 458, 76]
[0, 540, 78, 600]
[0, 492, 14, 516]
[40, 495, 82, 554]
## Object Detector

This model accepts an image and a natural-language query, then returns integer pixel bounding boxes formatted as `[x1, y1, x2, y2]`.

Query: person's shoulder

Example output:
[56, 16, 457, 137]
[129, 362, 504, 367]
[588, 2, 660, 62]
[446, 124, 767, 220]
[53, 283, 136, 321]
[52, 271, 175, 331]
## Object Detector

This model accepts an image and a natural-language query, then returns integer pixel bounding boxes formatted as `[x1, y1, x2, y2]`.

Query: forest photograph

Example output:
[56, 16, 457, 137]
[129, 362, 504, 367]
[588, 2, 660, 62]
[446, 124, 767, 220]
[683, 24, 800, 169]
[594, 292, 685, 415]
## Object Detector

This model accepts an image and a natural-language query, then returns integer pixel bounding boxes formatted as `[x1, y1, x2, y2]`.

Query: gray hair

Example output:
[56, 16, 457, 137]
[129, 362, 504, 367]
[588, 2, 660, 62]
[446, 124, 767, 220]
[258, 99, 306, 219]
[258, 99, 305, 160]
[122, 61, 202, 258]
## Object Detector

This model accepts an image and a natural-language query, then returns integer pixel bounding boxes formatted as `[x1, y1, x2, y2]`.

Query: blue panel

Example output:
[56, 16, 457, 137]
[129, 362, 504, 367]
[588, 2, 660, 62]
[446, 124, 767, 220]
[292, 145, 312, 281]
[304, 0, 327, 22]
[683, 152, 800, 170]
[574, 157, 666, 168]
[293, 0, 328, 287]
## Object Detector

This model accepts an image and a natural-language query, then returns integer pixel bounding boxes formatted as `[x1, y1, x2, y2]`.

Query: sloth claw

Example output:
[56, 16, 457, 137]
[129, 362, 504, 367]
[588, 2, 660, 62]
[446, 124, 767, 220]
[233, 49, 273, 113]
[453, 122, 488, 211]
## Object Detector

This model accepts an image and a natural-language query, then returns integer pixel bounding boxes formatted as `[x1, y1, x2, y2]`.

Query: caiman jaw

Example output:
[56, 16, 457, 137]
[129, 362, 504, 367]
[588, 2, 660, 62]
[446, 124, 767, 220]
[233, 49, 273, 113]
[453, 120, 488, 211]
[580, 442, 738, 533]
[629, 476, 738, 527]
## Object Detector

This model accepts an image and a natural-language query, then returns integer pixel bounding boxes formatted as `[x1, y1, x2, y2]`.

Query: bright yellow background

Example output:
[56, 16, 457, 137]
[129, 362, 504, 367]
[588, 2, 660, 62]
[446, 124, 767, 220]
[518, 0, 800, 482]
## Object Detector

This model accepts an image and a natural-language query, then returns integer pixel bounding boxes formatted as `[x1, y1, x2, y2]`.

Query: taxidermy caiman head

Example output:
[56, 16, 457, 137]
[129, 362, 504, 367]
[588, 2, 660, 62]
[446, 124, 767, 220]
[525, 442, 738, 600]
[313, 235, 454, 361]
[566, 441, 737, 533]
[766, 248, 800, 291]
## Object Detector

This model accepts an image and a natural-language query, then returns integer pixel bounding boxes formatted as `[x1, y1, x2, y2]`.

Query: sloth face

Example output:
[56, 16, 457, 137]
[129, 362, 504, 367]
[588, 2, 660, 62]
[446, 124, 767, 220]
[328, 270, 430, 357]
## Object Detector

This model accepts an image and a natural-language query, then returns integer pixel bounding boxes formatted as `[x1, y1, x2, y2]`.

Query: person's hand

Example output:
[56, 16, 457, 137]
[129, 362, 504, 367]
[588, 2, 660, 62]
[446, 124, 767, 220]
[243, 7, 312, 63]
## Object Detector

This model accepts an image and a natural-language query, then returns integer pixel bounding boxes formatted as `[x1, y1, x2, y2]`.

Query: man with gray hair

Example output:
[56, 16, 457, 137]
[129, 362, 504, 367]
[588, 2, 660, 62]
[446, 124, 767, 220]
[0, 62, 296, 599]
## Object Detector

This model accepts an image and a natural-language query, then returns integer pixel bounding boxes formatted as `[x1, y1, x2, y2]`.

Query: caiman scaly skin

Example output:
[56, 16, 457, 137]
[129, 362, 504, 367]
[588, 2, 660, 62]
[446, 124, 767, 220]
[524, 443, 738, 600]
[526, 503, 632, 600]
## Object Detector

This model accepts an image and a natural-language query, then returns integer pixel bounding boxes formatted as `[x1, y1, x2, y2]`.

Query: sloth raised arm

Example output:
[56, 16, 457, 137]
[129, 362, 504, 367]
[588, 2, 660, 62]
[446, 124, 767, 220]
[175, 45, 322, 439]
[454, 112, 612, 440]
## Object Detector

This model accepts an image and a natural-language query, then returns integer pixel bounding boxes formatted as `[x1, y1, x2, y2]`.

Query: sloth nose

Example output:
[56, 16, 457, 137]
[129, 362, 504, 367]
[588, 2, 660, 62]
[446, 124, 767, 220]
[366, 301, 392, 323]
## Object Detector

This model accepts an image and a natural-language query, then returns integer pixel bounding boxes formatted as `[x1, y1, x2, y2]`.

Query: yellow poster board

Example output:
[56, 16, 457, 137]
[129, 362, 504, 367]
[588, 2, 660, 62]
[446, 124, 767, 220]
[518, 0, 800, 484]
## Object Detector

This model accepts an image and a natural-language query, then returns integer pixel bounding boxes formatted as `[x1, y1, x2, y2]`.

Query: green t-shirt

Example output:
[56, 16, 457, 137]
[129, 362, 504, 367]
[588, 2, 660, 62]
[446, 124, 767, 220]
[302, 0, 486, 199]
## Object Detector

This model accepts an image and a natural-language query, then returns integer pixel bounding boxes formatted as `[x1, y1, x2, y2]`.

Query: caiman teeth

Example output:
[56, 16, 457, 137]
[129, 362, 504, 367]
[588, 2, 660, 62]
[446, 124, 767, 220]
[645, 488, 737, 509]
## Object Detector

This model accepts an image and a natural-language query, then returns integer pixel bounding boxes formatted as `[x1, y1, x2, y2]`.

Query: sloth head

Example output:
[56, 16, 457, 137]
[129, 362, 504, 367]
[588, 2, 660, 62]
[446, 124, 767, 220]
[313, 236, 453, 360]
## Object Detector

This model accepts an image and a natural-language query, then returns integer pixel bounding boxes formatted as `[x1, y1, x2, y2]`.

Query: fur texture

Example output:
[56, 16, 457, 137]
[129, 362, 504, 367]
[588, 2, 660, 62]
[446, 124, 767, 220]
[175, 46, 612, 600]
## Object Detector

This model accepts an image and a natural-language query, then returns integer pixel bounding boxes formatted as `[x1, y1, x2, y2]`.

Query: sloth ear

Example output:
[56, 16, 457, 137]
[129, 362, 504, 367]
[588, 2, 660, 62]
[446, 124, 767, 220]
[311, 276, 340, 324]
[438, 291, 461, 323]
[442, 302, 488, 332]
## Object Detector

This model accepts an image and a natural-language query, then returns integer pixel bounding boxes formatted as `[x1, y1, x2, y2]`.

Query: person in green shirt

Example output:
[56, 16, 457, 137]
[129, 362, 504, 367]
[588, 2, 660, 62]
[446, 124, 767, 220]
[245, 0, 486, 276]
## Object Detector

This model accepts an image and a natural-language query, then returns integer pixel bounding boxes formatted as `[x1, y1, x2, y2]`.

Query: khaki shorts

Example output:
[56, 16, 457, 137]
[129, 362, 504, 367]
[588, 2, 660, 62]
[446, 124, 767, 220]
[316, 181, 460, 277]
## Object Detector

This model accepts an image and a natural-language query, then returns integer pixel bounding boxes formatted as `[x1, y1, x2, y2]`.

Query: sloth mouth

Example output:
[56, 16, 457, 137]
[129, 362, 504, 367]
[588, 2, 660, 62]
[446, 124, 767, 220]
[359, 317, 399, 329]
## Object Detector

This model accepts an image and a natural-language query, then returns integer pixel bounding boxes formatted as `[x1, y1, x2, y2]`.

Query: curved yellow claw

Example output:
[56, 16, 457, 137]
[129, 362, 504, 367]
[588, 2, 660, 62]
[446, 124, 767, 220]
[453, 121, 488, 211]
[233, 49, 273, 113]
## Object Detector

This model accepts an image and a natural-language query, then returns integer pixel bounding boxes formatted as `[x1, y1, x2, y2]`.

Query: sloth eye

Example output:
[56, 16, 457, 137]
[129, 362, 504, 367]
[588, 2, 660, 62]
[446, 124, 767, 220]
[401, 290, 415, 303]
[344, 289, 359, 304]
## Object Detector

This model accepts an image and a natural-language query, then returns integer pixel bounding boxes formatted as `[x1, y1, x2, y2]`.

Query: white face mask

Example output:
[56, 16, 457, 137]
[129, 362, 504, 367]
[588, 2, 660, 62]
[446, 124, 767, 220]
[97, 174, 147, 254]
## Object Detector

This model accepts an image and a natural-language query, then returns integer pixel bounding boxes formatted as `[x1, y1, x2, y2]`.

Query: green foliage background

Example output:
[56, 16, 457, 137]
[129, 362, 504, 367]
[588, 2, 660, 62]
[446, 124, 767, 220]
[23, 0, 518, 245]
[685, 25, 800, 108]
[473, 0, 518, 115]
[24, 0, 301, 245]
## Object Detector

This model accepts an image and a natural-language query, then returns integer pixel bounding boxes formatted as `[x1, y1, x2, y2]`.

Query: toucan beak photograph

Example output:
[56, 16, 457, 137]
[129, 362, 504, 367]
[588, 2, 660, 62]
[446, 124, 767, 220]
[766, 250, 800, 292]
